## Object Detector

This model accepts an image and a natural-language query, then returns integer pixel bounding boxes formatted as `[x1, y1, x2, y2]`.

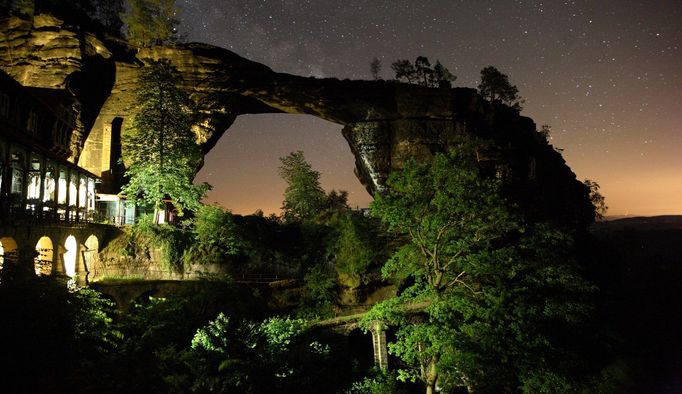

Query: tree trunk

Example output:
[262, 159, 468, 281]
[424, 357, 438, 394]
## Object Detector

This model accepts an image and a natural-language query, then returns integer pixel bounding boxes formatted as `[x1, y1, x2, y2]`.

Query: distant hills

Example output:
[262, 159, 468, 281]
[594, 215, 682, 232]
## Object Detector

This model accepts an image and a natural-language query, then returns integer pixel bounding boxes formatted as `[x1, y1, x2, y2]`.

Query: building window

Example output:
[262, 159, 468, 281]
[27, 110, 39, 135]
[87, 178, 95, 211]
[68, 171, 77, 207]
[10, 151, 25, 196]
[27, 154, 42, 201]
[78, 176, 87, 208]
[43, 162, 56, 203]
[57, 167, 67, 205]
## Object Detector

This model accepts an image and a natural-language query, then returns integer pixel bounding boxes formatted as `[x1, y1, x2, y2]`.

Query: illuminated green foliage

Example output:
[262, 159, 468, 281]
[192, 204, 242, 256]
[330, 212, 388, 288]
[188, 313, 330, 392]
[366, 136, 596, 393]
[123, 0, 178, 47]
[278, 151, 326, 223]
[121, 59, 209, 219]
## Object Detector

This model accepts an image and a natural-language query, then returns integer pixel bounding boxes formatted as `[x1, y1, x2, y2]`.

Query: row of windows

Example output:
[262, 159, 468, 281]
[0, 140, 97, 221]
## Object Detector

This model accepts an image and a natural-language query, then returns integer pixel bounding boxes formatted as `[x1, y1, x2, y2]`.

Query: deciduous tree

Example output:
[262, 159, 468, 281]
[366, 136, 596, 393]
[391, 59, 417, 84]
[584, 179, 608, 220]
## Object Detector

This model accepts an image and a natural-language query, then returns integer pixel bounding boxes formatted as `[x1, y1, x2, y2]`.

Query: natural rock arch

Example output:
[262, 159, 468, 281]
[0, 14, 594, 229]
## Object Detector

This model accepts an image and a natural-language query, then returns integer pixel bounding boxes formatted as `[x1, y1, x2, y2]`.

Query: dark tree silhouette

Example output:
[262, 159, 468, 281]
[123, 0, 179, 47]
[391, 56, 456, 88]
[391, 59, 417, 84]
[478, 65, 523, 109]
[370, 57, 382, 80]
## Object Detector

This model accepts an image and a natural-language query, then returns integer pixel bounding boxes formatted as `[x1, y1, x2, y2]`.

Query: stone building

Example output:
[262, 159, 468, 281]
[0, 69, 98, 222]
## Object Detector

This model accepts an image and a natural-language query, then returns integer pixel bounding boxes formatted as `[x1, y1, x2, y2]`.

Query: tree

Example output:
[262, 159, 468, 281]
[193, 204, 242, 256]
[584, 179, 608, 220]
[391, 59, 417, 84]
[365, 136, 596, 393]
[329, 211, 388, 289]
[538, 123, 552, 142]
[414, 56, 433, 87]
[121, 59, 208, 222]
[478, 65, 523, 109]
[392, 56, 456, 88]
[91, 0, 124, 33]
[188, 313, 331, 392]
[432, 60, 456, 88]
[278, 151, 326, 222]
[1, 0, 35, 17]
[370, 57, 382, 80]
[122, 0, 178, 47]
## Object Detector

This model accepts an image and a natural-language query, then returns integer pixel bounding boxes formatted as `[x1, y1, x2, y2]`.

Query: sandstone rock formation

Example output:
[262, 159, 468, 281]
[0, 14, 594, 228]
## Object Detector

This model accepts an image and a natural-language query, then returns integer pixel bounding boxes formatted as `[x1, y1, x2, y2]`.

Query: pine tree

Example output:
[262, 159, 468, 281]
[370, 57, 382, 80]
[392, 56, 456, 87]
[478, 65, 523, 109]
[278, 151, 326, 222]
[432, 60, 456, 88]
[121, 59, 208, 222]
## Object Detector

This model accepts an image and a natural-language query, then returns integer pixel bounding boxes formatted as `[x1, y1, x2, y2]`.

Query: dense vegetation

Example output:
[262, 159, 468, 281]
[0, 5, 677, 393]
[5, 136, 679, 393]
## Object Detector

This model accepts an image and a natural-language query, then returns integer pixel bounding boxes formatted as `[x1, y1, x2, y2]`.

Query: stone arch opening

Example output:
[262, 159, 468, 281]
[63, 235, 78, 278]
[34, 236, 54, 276]
[0, 236, 17, 263]
[195, 114, 371, 214]
[0, 237, 17, 281]
[347, 327, 375, 371]
[83, 234, 99, 277]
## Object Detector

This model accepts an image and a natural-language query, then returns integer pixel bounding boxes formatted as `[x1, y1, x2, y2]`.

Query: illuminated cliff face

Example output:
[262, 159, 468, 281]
[0, 13, 594, 228]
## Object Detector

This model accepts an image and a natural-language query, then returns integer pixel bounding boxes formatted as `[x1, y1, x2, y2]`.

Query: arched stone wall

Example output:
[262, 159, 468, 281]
[83, 234, 99, 282]
[63, 235, 78, 278]
[34, 236, 54, 276]
[0, 223, 115, 283]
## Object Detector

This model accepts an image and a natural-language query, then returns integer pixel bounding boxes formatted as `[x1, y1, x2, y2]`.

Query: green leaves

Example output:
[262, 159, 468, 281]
[193, 205, 242, 256]
[278, 151, 327, 223]
[123, 0, 179, 47]
[121, 59, 208, 217]
[369, 135, 597, 392]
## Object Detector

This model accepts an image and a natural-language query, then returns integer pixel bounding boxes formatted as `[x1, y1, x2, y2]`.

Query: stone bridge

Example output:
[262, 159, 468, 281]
[0, 219, 119, 284]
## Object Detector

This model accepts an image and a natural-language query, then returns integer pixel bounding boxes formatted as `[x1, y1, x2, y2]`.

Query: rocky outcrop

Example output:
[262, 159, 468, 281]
[0, 14, 115, 161]
[0, 14, 594, 228]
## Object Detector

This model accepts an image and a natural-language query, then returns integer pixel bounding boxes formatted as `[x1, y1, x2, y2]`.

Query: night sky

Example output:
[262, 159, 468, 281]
[180, 0, 681, 217]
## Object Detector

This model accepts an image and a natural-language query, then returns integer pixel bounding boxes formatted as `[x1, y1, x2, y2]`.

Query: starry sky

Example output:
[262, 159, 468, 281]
[180, 0, 681, 217]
